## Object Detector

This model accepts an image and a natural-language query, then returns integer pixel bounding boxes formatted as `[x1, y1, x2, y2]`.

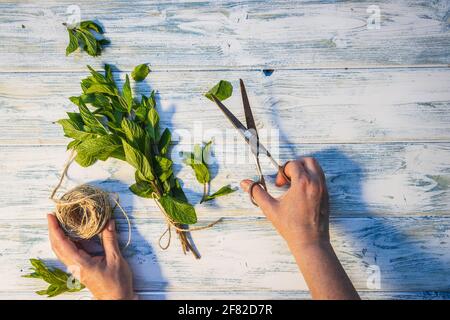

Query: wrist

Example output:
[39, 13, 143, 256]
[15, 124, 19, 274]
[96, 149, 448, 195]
[286, 236, 333, 258]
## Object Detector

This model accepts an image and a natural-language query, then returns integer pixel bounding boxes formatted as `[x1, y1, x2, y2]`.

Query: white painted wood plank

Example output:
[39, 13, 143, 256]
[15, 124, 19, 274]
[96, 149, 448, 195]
[2, 290, 450, 300]
[6, 217, 450, 294]
[1, 142, 449, 219]
[1, 68, 449, 145]
[0, 1, 449, 71]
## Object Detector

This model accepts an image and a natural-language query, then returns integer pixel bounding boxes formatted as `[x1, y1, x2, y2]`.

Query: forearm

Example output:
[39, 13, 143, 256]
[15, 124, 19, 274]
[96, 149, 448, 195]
[290, 241, 360, 300]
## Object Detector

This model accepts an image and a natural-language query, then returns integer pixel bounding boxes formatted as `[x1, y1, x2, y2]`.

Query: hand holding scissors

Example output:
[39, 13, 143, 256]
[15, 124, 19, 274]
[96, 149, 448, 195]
[210, 79, 290, 206]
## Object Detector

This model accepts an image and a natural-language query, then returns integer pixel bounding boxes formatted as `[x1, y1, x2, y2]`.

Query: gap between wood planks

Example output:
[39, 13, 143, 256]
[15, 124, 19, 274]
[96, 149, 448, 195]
[0, 64, 449, 74]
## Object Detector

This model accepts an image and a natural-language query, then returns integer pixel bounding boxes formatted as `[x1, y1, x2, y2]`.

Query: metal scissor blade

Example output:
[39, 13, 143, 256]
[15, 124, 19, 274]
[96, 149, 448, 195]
[240, 79, 257, 132]
[211, 95, 248, 134]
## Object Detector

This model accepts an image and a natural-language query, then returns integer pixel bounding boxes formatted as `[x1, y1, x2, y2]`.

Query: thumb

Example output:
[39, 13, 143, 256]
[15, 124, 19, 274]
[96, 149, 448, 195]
[101, 220, 121, 260]
[240, 179, 278, 221]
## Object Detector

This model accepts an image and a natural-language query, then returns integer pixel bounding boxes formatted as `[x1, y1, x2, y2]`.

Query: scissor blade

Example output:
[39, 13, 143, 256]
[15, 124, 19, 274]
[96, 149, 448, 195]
[240, 79, 258, 132]
[211, 95, 248, 133]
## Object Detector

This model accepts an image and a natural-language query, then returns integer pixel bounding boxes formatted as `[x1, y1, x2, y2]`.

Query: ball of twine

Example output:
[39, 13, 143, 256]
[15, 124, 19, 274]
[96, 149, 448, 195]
[54, 184, 112, 240]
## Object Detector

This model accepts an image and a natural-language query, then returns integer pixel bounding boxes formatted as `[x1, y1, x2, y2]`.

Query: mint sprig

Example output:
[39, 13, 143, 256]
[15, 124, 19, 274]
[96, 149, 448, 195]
[57, 64, 197, 226]
[183, 141, 236, 203]
[23, 259, 85, 298]
[64, 20, 109, 57]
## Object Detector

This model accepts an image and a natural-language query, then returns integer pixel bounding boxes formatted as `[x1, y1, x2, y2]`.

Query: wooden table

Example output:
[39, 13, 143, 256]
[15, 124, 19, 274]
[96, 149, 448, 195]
[0, 0, 449, 300]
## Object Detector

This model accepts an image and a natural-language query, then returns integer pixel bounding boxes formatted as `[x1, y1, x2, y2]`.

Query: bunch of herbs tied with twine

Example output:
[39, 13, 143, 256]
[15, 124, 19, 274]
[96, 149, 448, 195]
[56, 64, 233, 258]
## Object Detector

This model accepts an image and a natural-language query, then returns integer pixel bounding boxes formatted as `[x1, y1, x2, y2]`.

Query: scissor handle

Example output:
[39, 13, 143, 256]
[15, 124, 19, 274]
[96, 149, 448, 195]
[248, 180, 267, 207]
[278, 161, 291, 184]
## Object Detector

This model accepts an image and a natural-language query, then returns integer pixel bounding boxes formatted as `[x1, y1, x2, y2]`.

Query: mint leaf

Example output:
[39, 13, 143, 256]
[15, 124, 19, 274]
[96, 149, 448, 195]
[122, 75, 133, 112]
[203, 185, 237, 202]
[158, 128, 171, 155]
[205, 80, 233, 101]
[78, 103, 108, 134]
[75, 149, 97, 167]
[79, 20, 104, 34]
[75, 135, 121, 161]
[183, 142, 211, 184]
[159, 195, 197, 224]
[146, 107, 160, 140]
[129, 181, 154, 198]
[121, 118, 145, 149]
[132, 64, 150, 82]
[23, 259, 85, 298]
[56, 119, 96, 141]
[79, 29, 98, 56]
[192, 163, 210, 184]
[122, 139, 154, 181]
[66, 29, 79, 56]
[85, 83, 118, 96]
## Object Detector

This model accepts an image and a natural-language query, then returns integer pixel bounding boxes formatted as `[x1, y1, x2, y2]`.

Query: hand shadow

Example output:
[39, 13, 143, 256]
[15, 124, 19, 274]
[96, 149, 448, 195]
[264, 68, 449, 295]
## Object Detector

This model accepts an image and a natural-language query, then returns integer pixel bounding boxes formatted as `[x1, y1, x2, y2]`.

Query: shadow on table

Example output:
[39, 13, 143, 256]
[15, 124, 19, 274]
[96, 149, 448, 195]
[86, 178, 168, 300]
[264, 70, 448, 294]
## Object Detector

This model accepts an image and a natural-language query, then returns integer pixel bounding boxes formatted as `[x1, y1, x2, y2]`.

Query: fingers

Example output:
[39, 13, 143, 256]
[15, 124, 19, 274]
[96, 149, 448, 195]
[275, 164, 290, 187]
[240, 179, 278, 220]
[47, 213, 90, 267]
[101, 220, 121, 262]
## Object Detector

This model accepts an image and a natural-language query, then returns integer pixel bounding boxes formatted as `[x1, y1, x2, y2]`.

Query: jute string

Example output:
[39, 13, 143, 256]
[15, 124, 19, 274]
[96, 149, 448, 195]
[50, 151, 222, 253]
[50, 151, 131, 248]
[151, 192, 222, 250]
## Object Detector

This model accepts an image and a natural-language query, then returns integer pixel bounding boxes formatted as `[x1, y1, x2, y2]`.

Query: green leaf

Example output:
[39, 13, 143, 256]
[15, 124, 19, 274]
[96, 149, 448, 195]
[24, 259, 85, 298]
[146, 107, 160, 140]
[183, 142, 212, 184]
[56, 119, 97, 141]
[205, 80, 233, 101]
[159, 195, 197, 224]
[85, 83, 118, 96]
[171, 178, 188, 203]
[158, 128, 171, 155]
[66, 29, 79, 56]
[122, 75, 133, 112]
[67, 139, 82, 151]
[129, 181, 154, 198]
[203, 185, 237, 202]
[104, 64, 114, 83]
[131, 64, 150, 82]
[75, 135, 121, 161]
[202, 140, 213, 165]
[80, 20, 104, 34]
[78, 103, 108, 134]
[87, 65, 109, 84]
[121, 118, 145, 147]
[79, 29, 98, 56]
[147, 107, 159, 128]
[122, 139, 154, 181]
[75, 150, 97, 167]
[192, 163, 210, 183]
[65, 21, 108, 57]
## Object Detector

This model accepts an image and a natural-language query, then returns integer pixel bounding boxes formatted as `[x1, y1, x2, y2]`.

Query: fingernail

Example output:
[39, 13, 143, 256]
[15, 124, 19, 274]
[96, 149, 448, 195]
[107, 220, 115, 231]
[240, 180, 251, 191]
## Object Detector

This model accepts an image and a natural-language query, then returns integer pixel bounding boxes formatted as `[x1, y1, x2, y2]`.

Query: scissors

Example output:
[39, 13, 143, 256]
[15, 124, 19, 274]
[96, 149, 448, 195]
[211, 79, 291, 206]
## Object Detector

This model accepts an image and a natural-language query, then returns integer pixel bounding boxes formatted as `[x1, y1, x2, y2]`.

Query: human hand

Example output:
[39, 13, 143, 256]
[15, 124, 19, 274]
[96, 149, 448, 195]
[47, 213, 136, 300]
[240, 157, 330, 250]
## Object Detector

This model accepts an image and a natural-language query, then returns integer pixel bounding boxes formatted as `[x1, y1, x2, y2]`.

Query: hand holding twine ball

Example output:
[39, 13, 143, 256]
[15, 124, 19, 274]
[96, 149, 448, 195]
[50, 155, 130, 246]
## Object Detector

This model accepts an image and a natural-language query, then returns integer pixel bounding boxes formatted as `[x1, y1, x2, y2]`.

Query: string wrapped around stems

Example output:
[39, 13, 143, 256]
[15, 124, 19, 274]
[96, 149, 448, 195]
[51, 152, 223, 258]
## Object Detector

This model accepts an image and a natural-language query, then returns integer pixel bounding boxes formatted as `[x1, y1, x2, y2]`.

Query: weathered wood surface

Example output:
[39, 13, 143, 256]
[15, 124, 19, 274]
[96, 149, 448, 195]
[2, 290, 450, 300]
[0, 0, 449, 300]
[1, 142, 449, 219]
[0, 1, 449, 72]
[1, 68, 450, 145]
[7, 217, 450, 294]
